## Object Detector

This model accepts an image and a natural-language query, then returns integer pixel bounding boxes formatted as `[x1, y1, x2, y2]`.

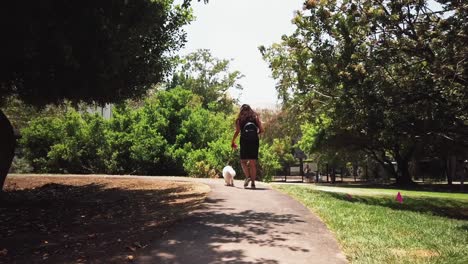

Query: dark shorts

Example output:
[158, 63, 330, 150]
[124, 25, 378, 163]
[240, 137, 259, 160]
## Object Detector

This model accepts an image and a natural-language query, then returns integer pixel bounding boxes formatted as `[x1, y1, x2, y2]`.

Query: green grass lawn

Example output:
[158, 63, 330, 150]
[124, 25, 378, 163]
[273, 184, 468, 264]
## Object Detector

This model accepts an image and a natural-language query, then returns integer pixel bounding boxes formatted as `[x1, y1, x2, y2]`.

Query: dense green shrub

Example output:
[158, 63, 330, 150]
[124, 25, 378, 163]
[258, 142, 282, 182]
[48, 111, 109, 173]
[20, 115, 65, 172]
[183, 131, 240, 178]
[20, 98, 283, 180]
[20, 110, 109, 173]
[19, 88, 243, 177]
[104, 104, 136, 174]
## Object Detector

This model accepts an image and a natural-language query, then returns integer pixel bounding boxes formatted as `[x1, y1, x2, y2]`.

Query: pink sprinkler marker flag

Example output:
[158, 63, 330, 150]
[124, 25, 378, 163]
[396, 192, 403, 203]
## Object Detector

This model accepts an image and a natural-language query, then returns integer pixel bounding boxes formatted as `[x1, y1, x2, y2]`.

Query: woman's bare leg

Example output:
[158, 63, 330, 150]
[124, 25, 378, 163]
[241, 160, 251, 188]
[249, 160, 257, 187]
[241, 160, 250, 178]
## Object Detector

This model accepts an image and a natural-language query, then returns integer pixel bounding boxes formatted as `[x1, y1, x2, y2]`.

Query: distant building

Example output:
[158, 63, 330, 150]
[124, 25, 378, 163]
[86, 103, 112, 119]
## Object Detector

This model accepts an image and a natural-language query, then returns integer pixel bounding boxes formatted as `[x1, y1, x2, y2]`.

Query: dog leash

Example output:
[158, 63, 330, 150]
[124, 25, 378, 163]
[226, 145, 238, 166]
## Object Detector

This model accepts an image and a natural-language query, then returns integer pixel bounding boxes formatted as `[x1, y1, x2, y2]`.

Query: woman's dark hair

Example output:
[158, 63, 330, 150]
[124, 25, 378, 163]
[237, 104, 257, 127]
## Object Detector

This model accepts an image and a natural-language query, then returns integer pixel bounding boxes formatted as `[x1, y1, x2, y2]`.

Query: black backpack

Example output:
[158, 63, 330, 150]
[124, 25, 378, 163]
[242, 122, 258, 141]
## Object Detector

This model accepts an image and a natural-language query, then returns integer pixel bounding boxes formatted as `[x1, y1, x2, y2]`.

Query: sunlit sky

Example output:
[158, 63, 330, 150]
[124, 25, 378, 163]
[179, 0, 305, 109]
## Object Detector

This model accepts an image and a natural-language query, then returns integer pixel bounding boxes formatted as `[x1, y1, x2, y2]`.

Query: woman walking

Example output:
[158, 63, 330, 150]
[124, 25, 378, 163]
[231, 104, 264, 189]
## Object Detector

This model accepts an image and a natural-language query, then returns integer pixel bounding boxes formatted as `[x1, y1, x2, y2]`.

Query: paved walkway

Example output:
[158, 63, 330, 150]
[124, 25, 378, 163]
[137, 177, 347, 264]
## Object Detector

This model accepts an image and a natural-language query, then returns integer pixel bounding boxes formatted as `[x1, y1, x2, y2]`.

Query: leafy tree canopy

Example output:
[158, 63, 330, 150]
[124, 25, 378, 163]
[169, 49, 244, 114]
[0, 0, 195, 107]
[262, 0, 468, 185]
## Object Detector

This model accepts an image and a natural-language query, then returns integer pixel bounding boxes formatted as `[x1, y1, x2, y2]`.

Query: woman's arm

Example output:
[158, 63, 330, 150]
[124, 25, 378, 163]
[231, 119, 240, 148]
[256, 115, 264, 134]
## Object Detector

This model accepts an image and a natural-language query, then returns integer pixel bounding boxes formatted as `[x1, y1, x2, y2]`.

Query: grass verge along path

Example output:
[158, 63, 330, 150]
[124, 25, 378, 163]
[0, 175, 210, 263]
[274, 184, 468, 264]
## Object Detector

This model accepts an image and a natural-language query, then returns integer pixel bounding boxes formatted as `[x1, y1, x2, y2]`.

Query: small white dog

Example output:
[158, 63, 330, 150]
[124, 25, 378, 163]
[222, 165, 236, 186]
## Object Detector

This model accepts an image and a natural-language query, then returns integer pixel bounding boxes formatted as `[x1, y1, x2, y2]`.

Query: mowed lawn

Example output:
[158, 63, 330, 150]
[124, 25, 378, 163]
[274, 184, 468, 264]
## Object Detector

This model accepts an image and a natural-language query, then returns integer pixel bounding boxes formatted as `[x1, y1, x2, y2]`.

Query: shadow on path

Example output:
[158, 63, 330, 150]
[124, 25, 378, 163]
[138, 179, 347, 264]
[139, 198, 308, 264]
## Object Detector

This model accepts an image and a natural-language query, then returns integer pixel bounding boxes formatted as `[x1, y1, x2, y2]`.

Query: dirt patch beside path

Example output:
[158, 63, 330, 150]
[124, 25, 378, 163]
[0, 175, 210, 263]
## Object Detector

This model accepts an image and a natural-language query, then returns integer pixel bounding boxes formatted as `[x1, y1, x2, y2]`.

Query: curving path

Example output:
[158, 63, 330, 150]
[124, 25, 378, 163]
[137, 177, 347, 264]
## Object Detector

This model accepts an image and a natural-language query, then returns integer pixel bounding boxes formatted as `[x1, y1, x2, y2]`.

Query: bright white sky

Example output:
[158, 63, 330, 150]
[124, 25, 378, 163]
[179, 0, 305, 109]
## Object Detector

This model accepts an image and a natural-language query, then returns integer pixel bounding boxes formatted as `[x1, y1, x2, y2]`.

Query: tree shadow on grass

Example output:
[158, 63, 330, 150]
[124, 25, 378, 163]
[324, 191, 468, 220]
[314, 182, 468, 194]
[137, 197, 310, 264]
[0, 182, 206, 263]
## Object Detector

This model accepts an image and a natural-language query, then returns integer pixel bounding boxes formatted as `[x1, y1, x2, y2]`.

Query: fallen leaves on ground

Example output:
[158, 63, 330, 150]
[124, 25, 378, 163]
[0, 176, 209, 263]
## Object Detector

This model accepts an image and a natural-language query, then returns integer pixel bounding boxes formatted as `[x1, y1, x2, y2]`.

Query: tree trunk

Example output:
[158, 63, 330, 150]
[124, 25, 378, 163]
[395, 156, 413, 186]
[450, 156, 456, 186]
[326, 163, 329, 182]
[331, 167, 336, 184]
[0, 109, 16, 192]
[353, 163, 358, 182]
[299, 158, 304, 182]
[461, 161, 466, 192]
[445, 157, 452, 185]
